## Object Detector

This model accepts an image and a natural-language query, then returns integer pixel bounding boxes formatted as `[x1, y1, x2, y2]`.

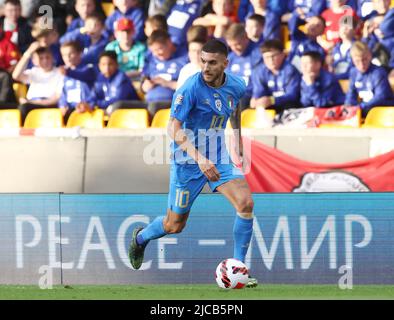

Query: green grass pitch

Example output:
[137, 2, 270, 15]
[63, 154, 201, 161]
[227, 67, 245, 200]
[0, 285, 394, 300]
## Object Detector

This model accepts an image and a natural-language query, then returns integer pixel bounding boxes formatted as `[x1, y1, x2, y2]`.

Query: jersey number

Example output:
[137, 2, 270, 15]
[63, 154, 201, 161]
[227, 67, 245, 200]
[210, 115, 225, 129]
[175, 189, 190, 208]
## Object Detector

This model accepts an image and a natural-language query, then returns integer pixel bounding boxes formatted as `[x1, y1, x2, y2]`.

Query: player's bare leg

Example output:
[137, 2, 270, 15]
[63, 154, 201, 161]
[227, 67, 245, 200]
[128, 209, 189, 270]
[217, 178, 257, 288]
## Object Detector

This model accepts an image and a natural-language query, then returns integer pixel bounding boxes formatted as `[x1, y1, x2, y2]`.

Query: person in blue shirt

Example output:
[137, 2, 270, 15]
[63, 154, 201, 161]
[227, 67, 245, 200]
[251, 39, 301, 113]
[379, 3, 394, 38]
[66, 0, 97, 33]
[60, 13, 108, 66]
[105, 0, 145, 42]
[300, 51, 345, 108]
[345, 41, 394, 117]
[141, 30, 188, 117]
[166, 0, 203, 50]
[327, 17, 356, 80]
[80, 50, 140, 115]
[245, 14, 266, 47]
[225, 23, 263, 111]
[128, 39, 258, 288]
[288, 0, 327, 20]
[288, 14, 326, 72]
[58, 40, 96, 122]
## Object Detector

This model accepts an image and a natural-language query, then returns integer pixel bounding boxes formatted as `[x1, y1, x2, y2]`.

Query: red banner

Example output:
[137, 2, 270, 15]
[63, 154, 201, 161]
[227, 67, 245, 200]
[243, 139, 394, 192]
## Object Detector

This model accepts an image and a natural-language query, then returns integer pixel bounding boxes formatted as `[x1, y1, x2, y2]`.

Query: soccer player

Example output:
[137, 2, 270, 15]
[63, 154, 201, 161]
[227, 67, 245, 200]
[128, 39, 257, 288]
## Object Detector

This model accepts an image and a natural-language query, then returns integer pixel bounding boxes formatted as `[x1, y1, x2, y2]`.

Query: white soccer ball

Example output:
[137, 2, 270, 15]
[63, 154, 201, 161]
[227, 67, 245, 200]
[215, 258, 249, 289]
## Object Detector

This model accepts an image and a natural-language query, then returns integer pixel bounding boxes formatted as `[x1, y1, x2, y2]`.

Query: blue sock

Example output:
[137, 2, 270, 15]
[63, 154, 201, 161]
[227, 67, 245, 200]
[137, 216, 167, 245]
[233, 214, 253, 263]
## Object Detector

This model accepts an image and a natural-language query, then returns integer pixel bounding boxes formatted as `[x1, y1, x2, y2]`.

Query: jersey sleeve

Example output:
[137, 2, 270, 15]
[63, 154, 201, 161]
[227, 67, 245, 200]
[170, 77, 196, 122]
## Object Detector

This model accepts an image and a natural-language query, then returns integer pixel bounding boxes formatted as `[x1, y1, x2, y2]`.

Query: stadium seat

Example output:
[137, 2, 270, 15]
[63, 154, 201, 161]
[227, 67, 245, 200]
[0, 109, 21, 128]
[281, 25, 291, 52]
[151, 108, 171, 128]
[102, 2, 115, 17]
[23, 108, 64, 129]
[362, 107, 394, 128]
[339, 79, 349, 93]
[67, 109, 104, 128]
[107, 109, 149, 128]
[241, 108, 275, 128]
[13, 82, 27, 103]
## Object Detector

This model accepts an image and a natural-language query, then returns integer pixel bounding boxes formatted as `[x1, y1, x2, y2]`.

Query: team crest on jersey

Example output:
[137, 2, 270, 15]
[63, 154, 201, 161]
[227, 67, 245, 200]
[215, 99, 222, 111]
[175, 94, 184, 105]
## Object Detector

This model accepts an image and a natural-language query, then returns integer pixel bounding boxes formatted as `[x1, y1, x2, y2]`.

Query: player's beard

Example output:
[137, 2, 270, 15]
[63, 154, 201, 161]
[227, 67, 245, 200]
[203, 71, 224, 87]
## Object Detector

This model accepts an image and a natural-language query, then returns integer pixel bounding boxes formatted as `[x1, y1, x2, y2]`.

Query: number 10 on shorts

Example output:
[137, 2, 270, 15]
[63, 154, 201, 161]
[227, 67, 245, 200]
[175, 189, 190, 208]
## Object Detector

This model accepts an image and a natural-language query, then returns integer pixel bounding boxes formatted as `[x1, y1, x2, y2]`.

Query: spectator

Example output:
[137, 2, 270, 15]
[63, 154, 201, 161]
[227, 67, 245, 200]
[192, 0, 237, 39]
[144, 14, 168, 38]
[356, 0, 375, 20]
[300, 51, 345, 108]
[12, 44, 64, 122]
[225, 23, 262, 110]
[242, 0, 282, 40]
[58, 41, 95, 122]
[84, 50, 140, 115]
[105, 17, 146, 80]
[379, 0, 394, 38]
[250, 39, 301, 113]
[326, 17, 356, 79]
[176, 25, 208, 89]
[105, 0, 145, 42]
[60, 13, 108, 66]
[0, 0, 33, 52]
[141, 30, 188, 117]
[0, 23, 20, 73]
[147, 0, 176, 16]
[319, 0, 358, 52]
[245, 14, 266, 47]
[345, 41, 394, 117]
[288, 0, 326, 20]
[166, 0, 203, 50]
[66, 0, 97, 33]
[288, 15, 326, 72]
[0, 69, 17, 108]
[30, 21, 63, 66]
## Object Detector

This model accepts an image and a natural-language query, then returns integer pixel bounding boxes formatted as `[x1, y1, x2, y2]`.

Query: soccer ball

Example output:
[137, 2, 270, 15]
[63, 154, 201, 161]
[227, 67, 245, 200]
[215, 258, 249, 289]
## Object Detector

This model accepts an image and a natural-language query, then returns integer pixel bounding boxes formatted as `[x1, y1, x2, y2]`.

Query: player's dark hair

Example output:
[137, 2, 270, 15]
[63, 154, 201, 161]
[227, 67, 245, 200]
[302, 51, 323, 63]
[148, 29, 171, 46]
[60, 40, 83, 53]
[260, 39, 284, 53]
[99, 50, 118, 63]
[202, 39, 228, 57]
[247, 14, 265, 26]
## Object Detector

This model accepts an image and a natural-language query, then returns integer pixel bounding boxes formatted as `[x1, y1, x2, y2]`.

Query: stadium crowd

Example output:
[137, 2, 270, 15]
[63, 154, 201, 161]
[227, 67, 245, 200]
[0, 0, 394, 126]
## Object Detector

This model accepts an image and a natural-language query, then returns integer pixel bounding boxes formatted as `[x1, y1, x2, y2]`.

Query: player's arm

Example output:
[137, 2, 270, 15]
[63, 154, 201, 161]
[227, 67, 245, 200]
[167, 117, 220, 182]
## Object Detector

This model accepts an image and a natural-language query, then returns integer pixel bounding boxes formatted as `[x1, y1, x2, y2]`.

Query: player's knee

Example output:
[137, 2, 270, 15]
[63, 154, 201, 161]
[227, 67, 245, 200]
[236, 197, 254, 215]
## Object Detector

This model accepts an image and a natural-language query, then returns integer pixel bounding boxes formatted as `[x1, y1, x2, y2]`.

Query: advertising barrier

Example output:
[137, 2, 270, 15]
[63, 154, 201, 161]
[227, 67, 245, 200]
[1, 193, 393, 285]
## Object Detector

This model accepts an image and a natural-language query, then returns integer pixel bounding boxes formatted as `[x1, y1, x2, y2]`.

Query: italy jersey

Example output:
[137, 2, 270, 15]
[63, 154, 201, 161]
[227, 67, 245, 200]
[168, 72, 246, 214]
[170, 71, 246, 165]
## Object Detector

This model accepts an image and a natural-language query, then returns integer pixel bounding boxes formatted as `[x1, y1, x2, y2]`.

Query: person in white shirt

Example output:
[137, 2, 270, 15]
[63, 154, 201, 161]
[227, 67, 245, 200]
[12, 42, 64, 123]
[176, 25, 207, 90]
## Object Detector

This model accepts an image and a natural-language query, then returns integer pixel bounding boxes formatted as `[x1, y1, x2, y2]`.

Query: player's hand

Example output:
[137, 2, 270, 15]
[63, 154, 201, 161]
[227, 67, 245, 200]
[198, 158, 220, 182]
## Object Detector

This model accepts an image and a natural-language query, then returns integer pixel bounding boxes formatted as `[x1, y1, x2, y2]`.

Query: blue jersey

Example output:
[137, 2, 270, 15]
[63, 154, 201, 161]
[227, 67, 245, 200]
[300, 69, 345, 108]
[345, 64, 394, 116]
[288, 0, 326, 18]
[167, 0, 203, 48]
[331, 41, 354, 80]
[356, 0, 375, 20]
[66, 18, 85, 33]
[142, 50, 188, 103]
[251, 61, 301, 111]
[92, 70, 139, 109]
[59, 74, 93, 109]
[170, 72, 246, 165]
[380, 8, 394, 38]
[227, 41, 263, 98]
[105, 7, 145, 42]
